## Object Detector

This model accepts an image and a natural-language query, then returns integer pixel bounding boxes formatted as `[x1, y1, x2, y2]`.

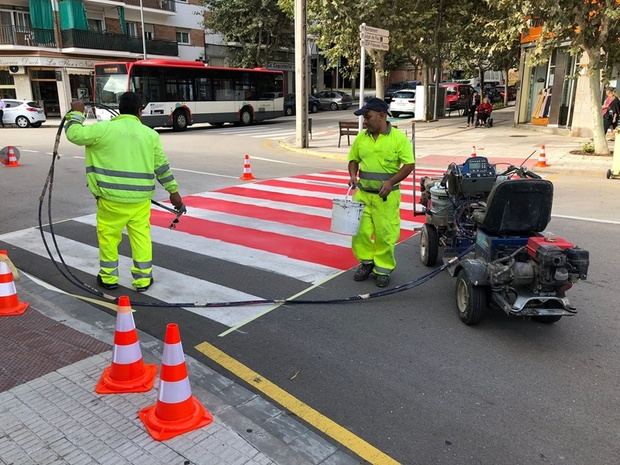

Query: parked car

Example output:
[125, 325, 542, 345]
[388, 89, 416, 117]
[313, 90, 353, 111]
[440, 82, 476, 112]
[1, 99, 46, 128]
[385, 80, 421, 103]
[283, 94, 320, 116]
[495, 85, 517, 101]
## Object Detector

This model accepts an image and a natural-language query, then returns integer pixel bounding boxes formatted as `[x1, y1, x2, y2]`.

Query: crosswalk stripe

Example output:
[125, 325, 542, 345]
[0, 228, 271, 327]
[73, 214, 337, 284]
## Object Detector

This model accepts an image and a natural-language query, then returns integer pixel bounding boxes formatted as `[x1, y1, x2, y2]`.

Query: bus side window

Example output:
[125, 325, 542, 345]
[196, 77, 213, 101]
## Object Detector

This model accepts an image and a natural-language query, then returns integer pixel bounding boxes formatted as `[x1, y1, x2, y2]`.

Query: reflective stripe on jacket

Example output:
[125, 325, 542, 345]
[65, 112, 178, 203]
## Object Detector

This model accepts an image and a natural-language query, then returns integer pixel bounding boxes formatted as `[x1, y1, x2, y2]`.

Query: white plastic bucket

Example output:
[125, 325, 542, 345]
[330, 187, 364, 235]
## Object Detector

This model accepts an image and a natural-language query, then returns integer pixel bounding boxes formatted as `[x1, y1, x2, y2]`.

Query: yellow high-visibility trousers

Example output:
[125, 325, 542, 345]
[351, 189, 401, 275]
[96, 198, 153, 288]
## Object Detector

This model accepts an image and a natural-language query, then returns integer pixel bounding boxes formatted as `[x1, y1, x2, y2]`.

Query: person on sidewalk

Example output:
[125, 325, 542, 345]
[64, 92, 183, 292]
[0, 98, 5, 128]
[476, 97, 493, 127]
[602, 88, 620, 140]
[466, 91, 480, 127]
[347, 98, 415, 288]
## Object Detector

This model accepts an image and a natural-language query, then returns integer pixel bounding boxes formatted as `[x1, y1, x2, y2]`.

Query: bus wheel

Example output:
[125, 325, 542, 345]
[240, 109, 253, 125]
[172, 110, 188, 131]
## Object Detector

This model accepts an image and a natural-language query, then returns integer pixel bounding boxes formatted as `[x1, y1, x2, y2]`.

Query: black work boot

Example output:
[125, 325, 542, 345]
[353, 263, 374, 281]
[374, 274, 390, 288]
[135, 278, 154, 293]
[97, 275, 118, 290]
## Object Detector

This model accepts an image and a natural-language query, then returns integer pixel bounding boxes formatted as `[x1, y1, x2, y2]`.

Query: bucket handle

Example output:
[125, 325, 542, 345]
[344, 185, 354, 201]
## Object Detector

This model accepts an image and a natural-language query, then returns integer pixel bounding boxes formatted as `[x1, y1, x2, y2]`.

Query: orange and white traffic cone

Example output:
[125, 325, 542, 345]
[471, 145, 477, 157]
[5, 146, 19, 167]
[95, 295, 156, 394]
[536, 144, 549, 167]
[0, 259, 28, 316]
[139, 323, 213, 441]
[240, 154, 255, 181]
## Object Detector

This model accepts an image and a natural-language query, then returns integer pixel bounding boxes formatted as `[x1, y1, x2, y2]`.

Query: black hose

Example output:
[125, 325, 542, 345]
[39, 104, 467, 308]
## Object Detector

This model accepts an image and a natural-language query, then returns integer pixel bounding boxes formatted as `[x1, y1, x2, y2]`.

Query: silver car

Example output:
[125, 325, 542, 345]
[1, 99, 46, 128]
[313, 90, 353, 111]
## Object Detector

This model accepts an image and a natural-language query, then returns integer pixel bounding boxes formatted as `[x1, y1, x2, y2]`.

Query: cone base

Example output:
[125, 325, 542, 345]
[139, 396, 213, 441]
[240, 174, 255, 180]
[535, 162, 549, 167]
[96, 363, 157, 394]
[0, 300, 28, 316]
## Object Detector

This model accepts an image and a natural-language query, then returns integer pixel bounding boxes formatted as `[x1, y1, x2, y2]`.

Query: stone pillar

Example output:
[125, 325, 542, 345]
[56, 68, 73, 116]
[13, 74, 33, 100]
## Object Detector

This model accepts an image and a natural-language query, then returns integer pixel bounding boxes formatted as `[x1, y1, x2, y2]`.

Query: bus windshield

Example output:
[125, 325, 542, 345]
[94, 64, 129, 108]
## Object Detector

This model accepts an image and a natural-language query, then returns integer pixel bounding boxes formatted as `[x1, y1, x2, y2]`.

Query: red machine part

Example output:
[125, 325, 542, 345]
[527, 235, 574, 258]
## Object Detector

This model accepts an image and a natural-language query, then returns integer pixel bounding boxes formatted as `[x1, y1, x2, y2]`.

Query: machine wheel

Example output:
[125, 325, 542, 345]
[240, 109, 253, 125]
[420, 224, 439, 266]
[15, 116, 30, 128]
[607, 169, 613, 179]
[330, 102, 339, 111]
[172, 110, 188, 131]
[533, 315, 562, 324]
[455, 270, 486, 325]
[392, 111, 401, 117]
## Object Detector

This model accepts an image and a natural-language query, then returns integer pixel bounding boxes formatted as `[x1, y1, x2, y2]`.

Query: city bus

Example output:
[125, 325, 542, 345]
[93, 59, 284, 131]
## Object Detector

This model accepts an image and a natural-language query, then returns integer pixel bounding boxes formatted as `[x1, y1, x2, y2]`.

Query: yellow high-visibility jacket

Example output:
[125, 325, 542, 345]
[65, 112, 178, 203]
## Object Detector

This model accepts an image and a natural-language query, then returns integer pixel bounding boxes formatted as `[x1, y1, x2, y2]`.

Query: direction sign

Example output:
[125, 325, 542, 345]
[360, 40, 389, 51]
[359, 32, 390, 44]
[359, 24, 389, 37]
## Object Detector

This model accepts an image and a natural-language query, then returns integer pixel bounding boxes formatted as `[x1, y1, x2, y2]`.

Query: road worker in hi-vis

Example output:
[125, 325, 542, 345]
[348, 98, 415, 288]
[65, 92, 183, 292]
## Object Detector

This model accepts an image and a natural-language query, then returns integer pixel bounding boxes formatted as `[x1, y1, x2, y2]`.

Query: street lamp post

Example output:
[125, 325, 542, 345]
[139, 0, 147, 60]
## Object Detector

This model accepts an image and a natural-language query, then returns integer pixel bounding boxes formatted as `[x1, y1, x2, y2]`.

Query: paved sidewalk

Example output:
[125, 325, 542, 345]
[281, 107, 615, 175]
[0, 275, 359, 465]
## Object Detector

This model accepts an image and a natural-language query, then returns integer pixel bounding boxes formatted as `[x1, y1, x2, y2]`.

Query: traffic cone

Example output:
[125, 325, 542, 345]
[0, 250, 19, 282]
[239, 154, 255, 181]
[5, 146, 19, 167]
[139, 323, 213, 441]
[0, 260, 28, 316]
[471, 145, 477, 157]
[95, 295, 156, 394]
[536, 144, 549, 167]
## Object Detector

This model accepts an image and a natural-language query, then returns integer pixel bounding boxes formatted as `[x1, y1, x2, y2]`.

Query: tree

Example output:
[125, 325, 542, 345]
[488, 0, 620, 155]
[201, 0, 293, 68]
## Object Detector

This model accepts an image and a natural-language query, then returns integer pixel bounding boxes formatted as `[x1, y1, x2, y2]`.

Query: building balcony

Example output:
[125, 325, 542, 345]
[123, 0, 175, 13]
[0, 25, 55, 47]
[61, 29, 178, 56]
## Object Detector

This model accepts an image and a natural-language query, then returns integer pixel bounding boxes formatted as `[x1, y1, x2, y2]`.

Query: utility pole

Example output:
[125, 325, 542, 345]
[294, 0, 308, 148]
[139, 0, 147, 60]
[433, 0, 443, 121]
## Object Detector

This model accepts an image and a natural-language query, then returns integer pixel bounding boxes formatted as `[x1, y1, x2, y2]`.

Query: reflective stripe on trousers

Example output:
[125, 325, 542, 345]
[97, 198, 153, 288]
[351, 189, 401, 275]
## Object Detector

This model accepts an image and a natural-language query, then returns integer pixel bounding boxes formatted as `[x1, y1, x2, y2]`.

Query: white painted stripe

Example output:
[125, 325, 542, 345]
[191, 191, 420, 230]
[181, 206, 353, 247]
[115, 311, 136, 332]
[20, 149, 38, 153]
[551, 214, 620, 225]
[112, 341, 142, 364]
[251, 156, 298, 165]
[172, 167, 238, 179]
[281, 176, 417, 190]
[159, 378, 192, 404]
[74, 214, 338, 284]
[253, 131, 296, 138]
[0, 228, 273, 327]
[0, 282, 17, 297]
[162, 342, 185, 366]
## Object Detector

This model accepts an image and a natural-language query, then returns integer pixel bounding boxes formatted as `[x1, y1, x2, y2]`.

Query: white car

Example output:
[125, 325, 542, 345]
[389, 89, 416, 117]
[1, 99, 46, 128]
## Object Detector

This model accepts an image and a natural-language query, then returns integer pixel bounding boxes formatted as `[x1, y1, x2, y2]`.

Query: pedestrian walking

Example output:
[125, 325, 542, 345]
[347, 98, 415, 288]
[0, 98, 5, 128]
[602, 88, 620, 140]
[466, 91, 480, 127]
[65, 92, 183, 292]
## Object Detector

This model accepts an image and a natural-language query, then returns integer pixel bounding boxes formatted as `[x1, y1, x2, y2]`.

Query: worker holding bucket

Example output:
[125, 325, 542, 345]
[346, 98, 415, 288]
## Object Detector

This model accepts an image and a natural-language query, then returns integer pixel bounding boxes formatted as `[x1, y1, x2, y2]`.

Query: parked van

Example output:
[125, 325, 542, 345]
[440, 82, 476, 112]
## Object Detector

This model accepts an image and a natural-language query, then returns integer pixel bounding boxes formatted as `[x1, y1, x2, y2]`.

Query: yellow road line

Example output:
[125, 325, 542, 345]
[195, 341, 401, 465]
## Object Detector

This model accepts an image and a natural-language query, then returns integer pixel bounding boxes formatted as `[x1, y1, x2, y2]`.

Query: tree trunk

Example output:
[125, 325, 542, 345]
[370, 50, 386, 99]
[584, 49, 609, 155]
[503, 67, 509, 107]
[350, 76, 356, 99]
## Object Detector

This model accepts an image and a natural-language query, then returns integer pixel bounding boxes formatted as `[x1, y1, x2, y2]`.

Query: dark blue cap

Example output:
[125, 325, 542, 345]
[354, 97, 391, 116]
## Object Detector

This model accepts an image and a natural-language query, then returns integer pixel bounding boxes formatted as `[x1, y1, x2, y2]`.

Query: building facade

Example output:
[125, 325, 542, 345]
[0, 0, 207, 116]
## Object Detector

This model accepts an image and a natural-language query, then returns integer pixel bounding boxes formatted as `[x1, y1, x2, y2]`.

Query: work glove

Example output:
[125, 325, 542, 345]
[170, 191, 183, 210]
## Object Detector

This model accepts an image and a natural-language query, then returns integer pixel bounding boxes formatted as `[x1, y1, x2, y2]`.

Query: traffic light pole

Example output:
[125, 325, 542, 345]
[294, 0, 309, 148]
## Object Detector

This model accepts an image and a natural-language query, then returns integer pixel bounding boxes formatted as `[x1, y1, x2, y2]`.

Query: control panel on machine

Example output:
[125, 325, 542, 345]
[445, 157, 497, 195]
[458, 157, 496, 178]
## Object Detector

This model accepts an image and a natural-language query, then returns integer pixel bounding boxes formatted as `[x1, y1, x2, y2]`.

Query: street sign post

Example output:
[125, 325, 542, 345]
[360, 40, 389, 51]
[358, 23, 390, 130]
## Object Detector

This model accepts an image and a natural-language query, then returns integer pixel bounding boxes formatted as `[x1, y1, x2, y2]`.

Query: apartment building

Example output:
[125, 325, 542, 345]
[0, 0, 207, 116]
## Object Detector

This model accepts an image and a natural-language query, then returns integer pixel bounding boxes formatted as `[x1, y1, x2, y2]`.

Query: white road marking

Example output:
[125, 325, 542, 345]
[250, 156, 298, 165]
[551, 214, 620, 225]
[172, 167, 238, 178]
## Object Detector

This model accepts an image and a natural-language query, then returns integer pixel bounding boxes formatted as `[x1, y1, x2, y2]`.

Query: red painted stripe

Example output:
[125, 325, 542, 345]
[184, 196, 332, 231]
[160, 363, 188, 382]
[219, 186, 334, 209]
[114, 329, 138, 345]
[150, 210, 357, 269]
[295, 174, 418, 189]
